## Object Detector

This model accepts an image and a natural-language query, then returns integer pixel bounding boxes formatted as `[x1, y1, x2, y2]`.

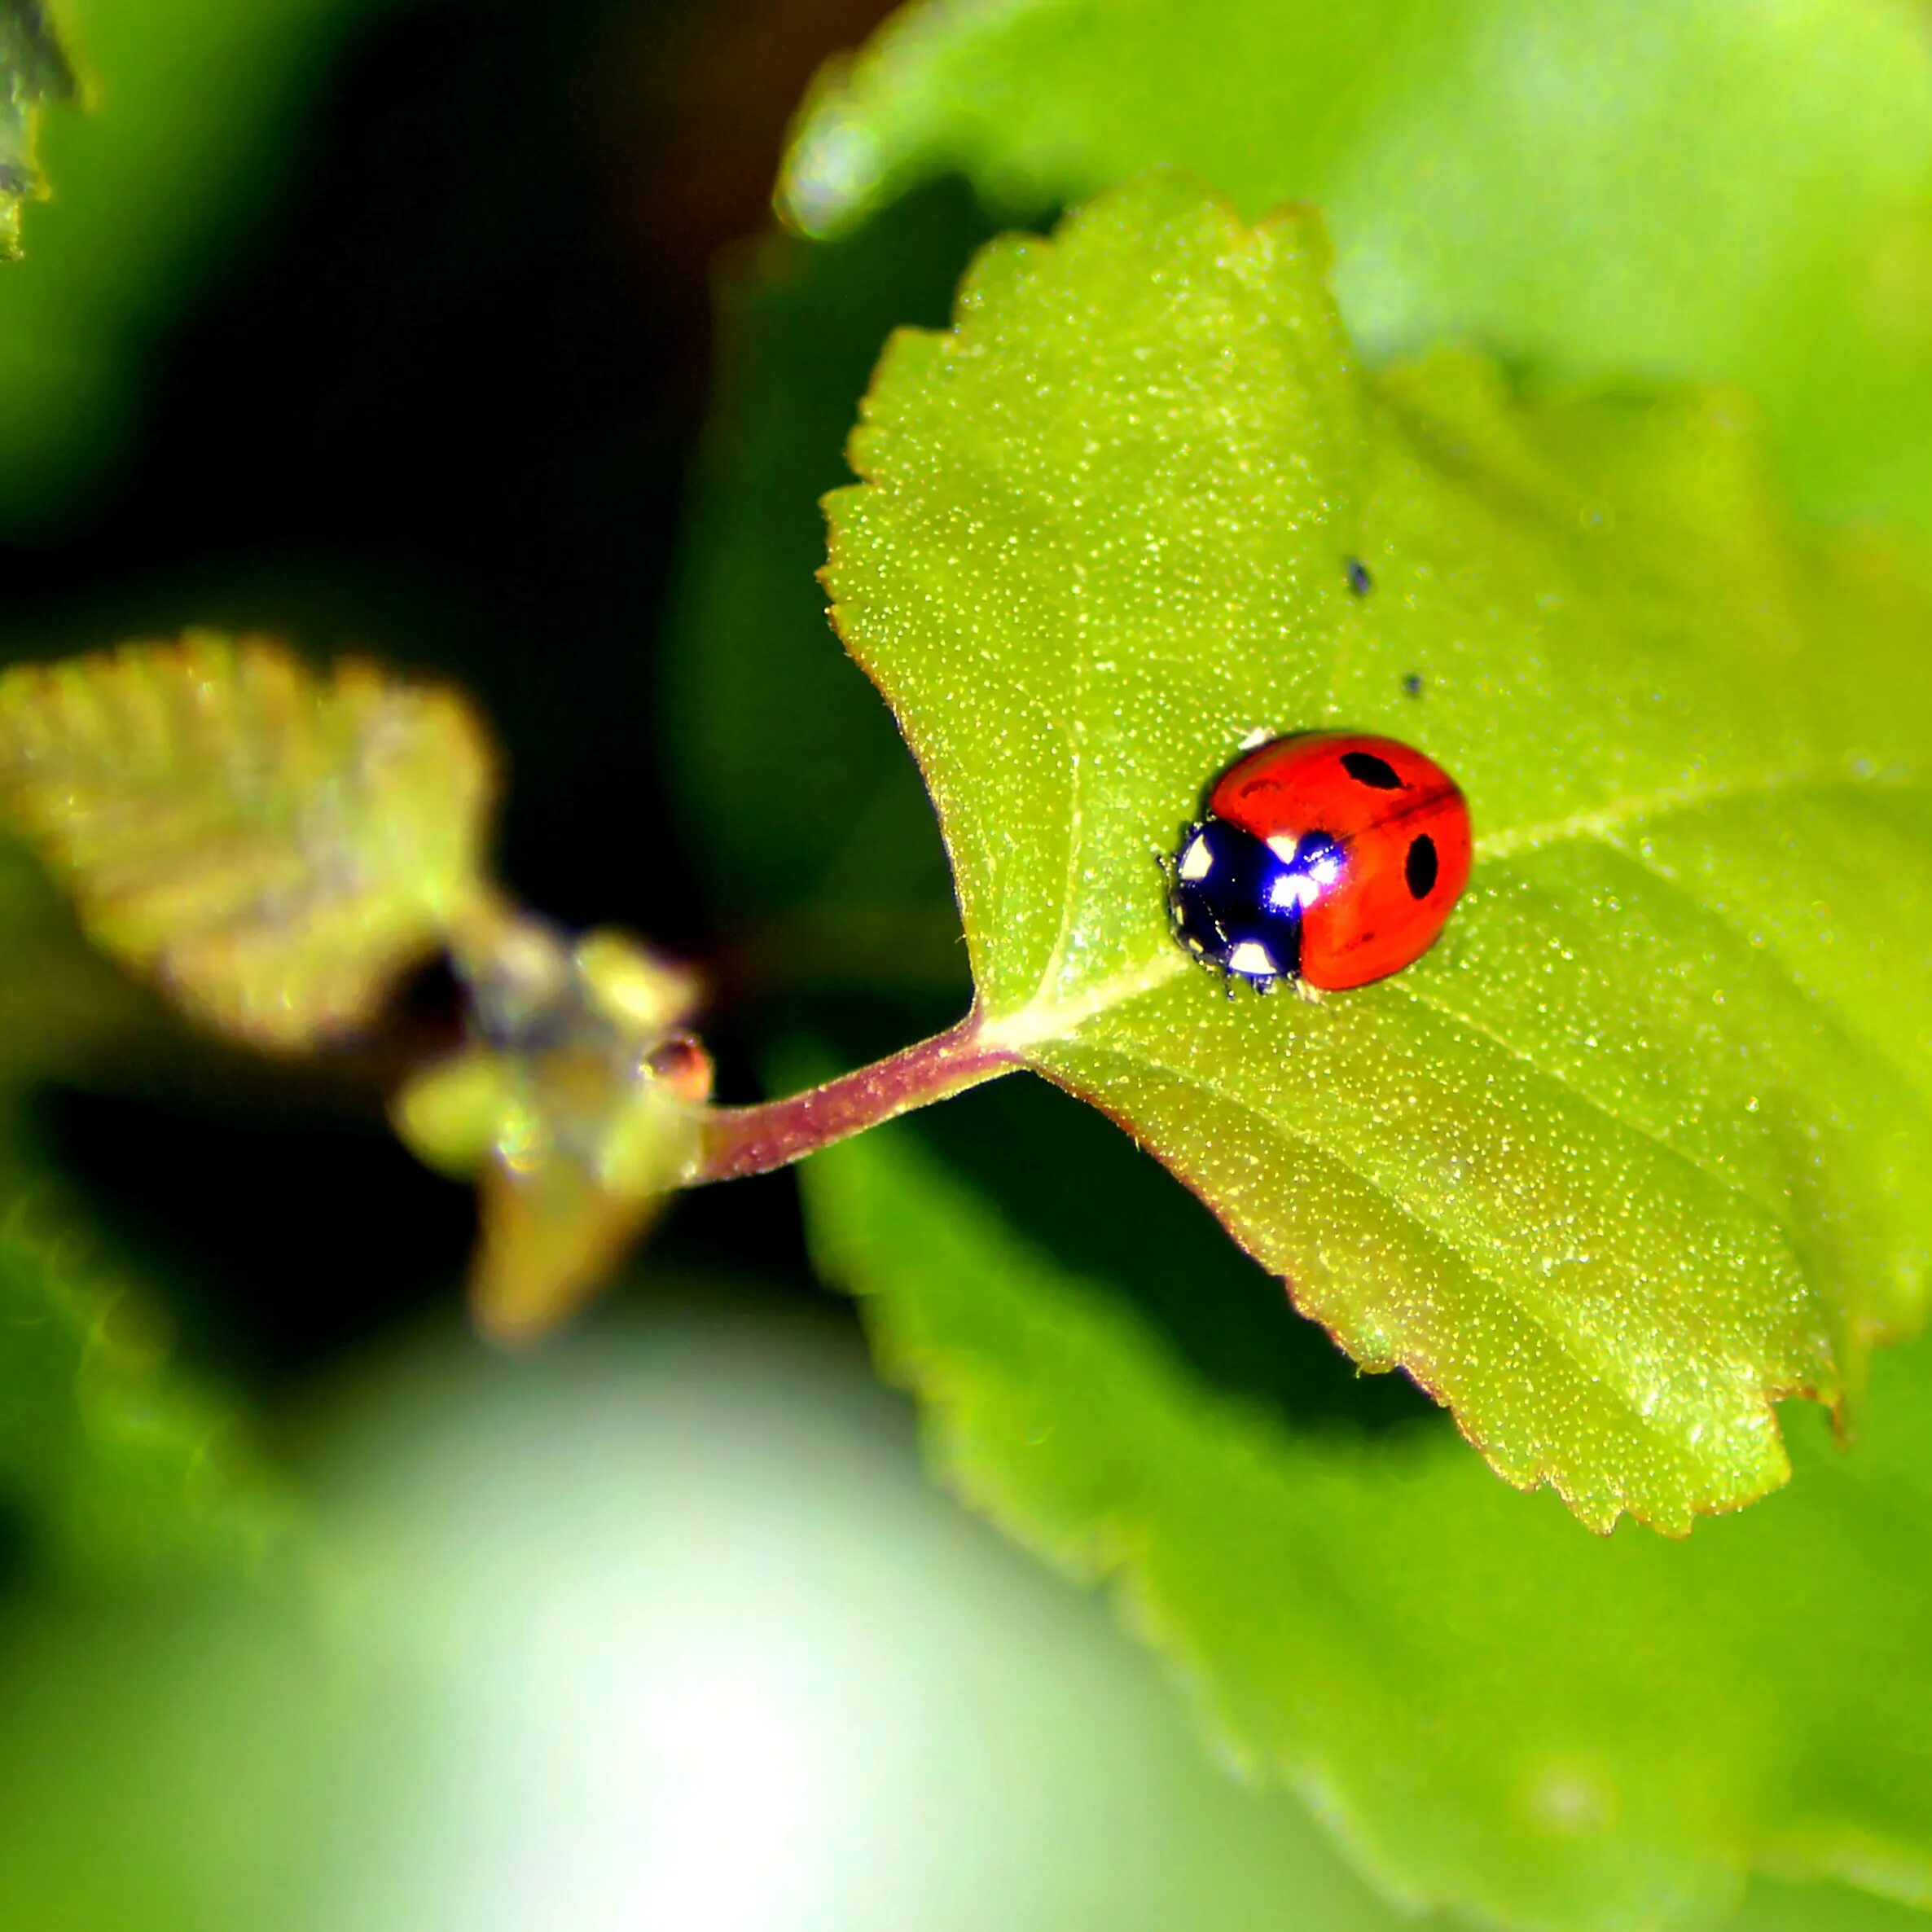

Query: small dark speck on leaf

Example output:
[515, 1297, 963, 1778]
[1346, 558, 1372, 596]
[1402, 673, 1424, 698]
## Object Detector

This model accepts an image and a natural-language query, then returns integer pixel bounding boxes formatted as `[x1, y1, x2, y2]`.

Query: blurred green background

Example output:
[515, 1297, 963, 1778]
[7, 0, 1932, 1925]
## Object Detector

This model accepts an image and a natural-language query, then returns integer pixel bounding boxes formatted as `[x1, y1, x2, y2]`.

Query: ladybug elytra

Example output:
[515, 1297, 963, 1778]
[1168, 731, 1472, 993]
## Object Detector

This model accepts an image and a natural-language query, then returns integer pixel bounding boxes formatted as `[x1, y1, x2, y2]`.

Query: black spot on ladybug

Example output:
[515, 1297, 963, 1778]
[1341, 750, 1403, 789]
[1346, 558, 1372, 596]
[1402, 673, 1424, 699]
[1405, 833, 1439, 899]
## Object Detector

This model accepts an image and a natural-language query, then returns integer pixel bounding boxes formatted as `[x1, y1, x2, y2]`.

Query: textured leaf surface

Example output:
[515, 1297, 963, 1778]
[0, 0, 72, 255]
[783, 0, 1932, 534]
[0, 633, 495, 1049]
[802, 1112, 1932, 1930]
[821, 177, 1932, 1530]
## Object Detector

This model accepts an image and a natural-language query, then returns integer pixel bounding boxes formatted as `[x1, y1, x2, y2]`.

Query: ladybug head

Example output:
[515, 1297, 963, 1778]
[1166, 817, 1344, 988]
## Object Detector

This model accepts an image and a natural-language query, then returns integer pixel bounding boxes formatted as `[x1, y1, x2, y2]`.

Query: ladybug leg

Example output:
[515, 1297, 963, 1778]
[1291, 980, 1326, 1006]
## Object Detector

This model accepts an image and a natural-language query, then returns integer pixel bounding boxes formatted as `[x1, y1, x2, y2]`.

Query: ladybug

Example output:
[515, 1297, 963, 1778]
[1167, 731, 1471, 992]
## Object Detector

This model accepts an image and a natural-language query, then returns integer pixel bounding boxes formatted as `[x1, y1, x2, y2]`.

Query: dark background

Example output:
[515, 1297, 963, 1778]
[6, 0, 1428, 1452]
[11, 0, 902, 1391]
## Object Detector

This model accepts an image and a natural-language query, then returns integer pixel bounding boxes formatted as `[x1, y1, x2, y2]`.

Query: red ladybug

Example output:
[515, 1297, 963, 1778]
[1168, 731, 1471, 992]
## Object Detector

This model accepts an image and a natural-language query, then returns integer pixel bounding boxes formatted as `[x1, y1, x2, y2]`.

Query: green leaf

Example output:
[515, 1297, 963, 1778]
[0, 1127, 287, 1579]
[0, 0, 406, 533]
[0, 633, 497, 1050]
[781, 0, 1932, 535]
[820, 175, 1932, 1530]
[0, 0, 74, 256]
[0, 754, 278, 1579]
[801, 1106, 1932, 1930]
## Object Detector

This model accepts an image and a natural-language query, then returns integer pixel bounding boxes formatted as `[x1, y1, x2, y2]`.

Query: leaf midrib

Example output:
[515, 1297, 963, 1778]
[986, 762, 1921, 1047]
[1473, 759, 1916, 861]
[969, 766, 1928, 1405]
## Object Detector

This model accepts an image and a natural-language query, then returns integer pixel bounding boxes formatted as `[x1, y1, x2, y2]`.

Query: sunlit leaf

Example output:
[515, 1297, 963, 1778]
[0, 0, 73, 256]
[803, 1112, 1932, 1931]
[0, 632, 496, 1050]
[820, 176, 1932, 1530]
[782, 0, 1932, 535]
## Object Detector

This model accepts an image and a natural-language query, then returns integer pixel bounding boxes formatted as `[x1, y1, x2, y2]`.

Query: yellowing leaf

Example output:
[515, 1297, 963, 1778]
[472, 1121, 678, 1346]
[820, 176, 1932, 1530]
[0, 632, 495, 1049]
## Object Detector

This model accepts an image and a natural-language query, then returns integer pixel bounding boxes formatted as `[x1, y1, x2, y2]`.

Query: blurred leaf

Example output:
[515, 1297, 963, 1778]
[0, 1127, 285, 1579]
[0, 0, 404, 532]
[0, 731, 279, 1579]
[468, 1136, 675, 1347]
[0, 1317, 1416, 1932]
[0, 632, 496, 1050]
[0, 1308, 1920, 1932]
[821, 176, 1932, 1530]
[395, 919, 710, 1342]
[0, 0, 74, 256]
[803, 1113, 1932, 1930]
[782, 0, 1932, 533]
[0, 832, 157, 1079]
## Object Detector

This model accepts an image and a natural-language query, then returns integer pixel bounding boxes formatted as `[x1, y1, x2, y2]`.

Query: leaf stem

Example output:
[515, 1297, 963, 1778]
[694, 1013, 1016, 1183]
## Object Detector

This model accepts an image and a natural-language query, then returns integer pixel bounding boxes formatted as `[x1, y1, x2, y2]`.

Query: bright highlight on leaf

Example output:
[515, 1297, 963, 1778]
[0, 631, 496, 1050]
[821, 175, 1932, 1531]
[780, 0, 1932, 538]
[0, 0, 72, 257]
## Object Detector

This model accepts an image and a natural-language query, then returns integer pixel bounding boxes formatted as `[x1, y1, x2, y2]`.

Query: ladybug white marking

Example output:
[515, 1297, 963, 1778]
[1178, 834, 1215, 881]
[1227, 940, 1278, 977]
[1267, 872, 1321, 912]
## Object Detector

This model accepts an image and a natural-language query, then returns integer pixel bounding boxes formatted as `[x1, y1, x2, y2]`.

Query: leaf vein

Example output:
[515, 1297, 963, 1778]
[1034, 1034, 1730, 1472]
[1476, 764, 1920, 862]
[1597, 828, 1932, 1126]
[1384, 971, 1801, 1264]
